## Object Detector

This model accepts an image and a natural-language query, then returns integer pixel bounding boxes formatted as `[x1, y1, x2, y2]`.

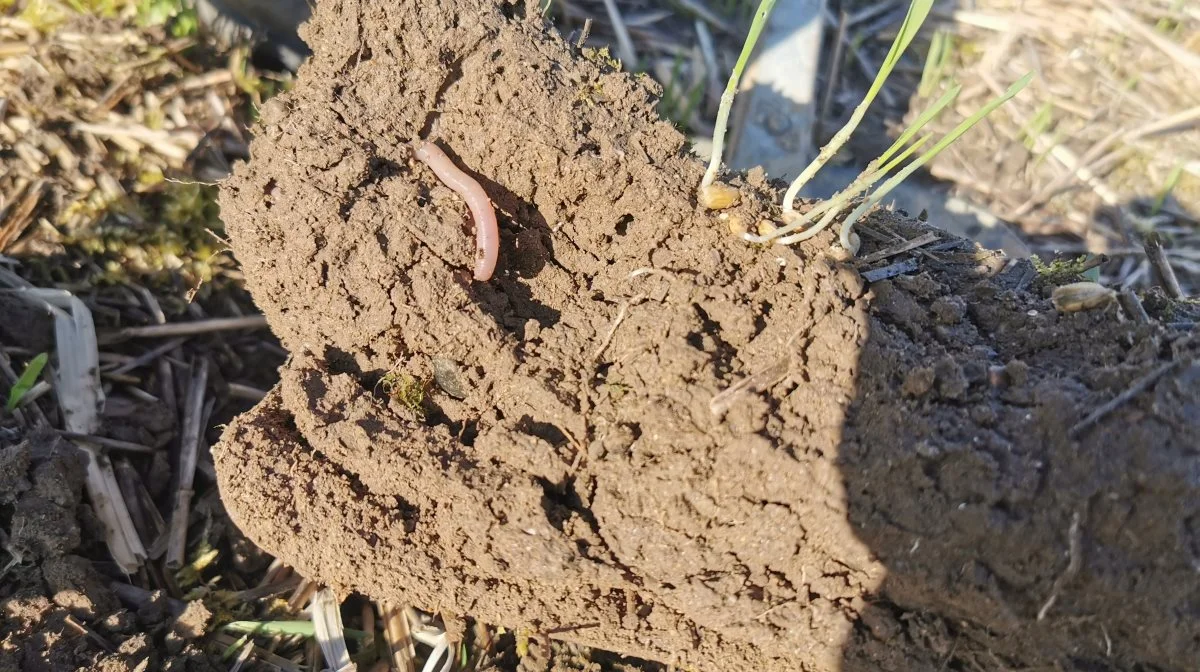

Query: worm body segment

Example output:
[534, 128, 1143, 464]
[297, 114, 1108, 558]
[413, 141, 499, 281]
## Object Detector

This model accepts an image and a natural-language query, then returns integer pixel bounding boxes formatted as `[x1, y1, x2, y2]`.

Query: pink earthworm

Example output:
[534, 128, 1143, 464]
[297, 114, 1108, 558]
[412, 141, 499, 281]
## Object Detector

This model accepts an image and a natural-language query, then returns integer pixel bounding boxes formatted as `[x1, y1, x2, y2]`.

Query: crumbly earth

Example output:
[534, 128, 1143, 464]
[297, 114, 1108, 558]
[213, 0, 1200, 670]
[0, 431, 218, 672]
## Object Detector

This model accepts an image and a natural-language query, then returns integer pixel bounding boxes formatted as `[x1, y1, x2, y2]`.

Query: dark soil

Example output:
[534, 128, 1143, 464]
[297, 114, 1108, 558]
[0, 431, 218, 672]
[213, 0, 1200, 670]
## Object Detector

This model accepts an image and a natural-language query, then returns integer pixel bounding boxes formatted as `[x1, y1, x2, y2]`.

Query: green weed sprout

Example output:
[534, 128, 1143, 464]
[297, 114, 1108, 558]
[698, 0, 777, 210]
[835, 72, 1034, 253]
[6, 353, 47, 412]
[918, 29, 951, 99]
[223, 620, 369, 640]
[780, 0, 935, 216]
[1152, 161, 1184, 215]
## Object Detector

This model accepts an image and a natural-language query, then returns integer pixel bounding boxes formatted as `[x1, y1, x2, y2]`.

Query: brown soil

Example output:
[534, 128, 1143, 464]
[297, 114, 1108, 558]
[213, 0, 1200, 670]
[0, 431, 217, 672]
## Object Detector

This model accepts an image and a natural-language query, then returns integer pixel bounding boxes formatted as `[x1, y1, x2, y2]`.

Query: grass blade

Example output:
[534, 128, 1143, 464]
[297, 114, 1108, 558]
[6, 352, 48, 411]
[838, 72, 1035, 253]
[747, 84, 958, 245]
[223, 620, 370, 640]
[782, 0, 934, 213]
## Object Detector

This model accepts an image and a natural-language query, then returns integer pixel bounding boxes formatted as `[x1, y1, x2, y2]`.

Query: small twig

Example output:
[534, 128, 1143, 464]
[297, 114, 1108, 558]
[599, 0, 638, 68]
[56, 430, 157, 454]
[862, 257, 919, 282]
[1068, 359, 1186, 438]
[1116, 291, 1150, 325]
[592, 294, 645, 361]
[856, 231, 941, 265]
[64, 615, 116, 652]
[575, 18, 592, 49]
[1142, 233, 1184, 299]
[814, 11, 850, 144]
[1037, 510, 1083, 621]
[287, 578, 319, 612]
[710, 357, 790, 417]
[105, 337, 188, 375]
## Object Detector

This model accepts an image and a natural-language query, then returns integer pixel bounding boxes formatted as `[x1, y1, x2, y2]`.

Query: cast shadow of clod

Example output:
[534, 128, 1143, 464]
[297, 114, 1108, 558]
[831, 213, 1199, 671]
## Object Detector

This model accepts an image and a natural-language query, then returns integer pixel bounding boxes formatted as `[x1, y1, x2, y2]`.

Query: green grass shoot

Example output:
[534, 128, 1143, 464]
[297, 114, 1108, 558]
[223, 620, 370, 640]
[918, 29, 952, 98]
[699, 0, 777, 198]
[747, 83, 960, 244]
[1152, 161, 1184, 216]
[6, 353, 47, 412]
[837, 72, 1034, 253]
[781, 0, 935, 214]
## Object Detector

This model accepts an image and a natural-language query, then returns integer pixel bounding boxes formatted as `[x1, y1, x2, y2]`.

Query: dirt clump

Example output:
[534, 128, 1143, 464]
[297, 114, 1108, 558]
[0, 432, 220, 672]
[213, 0, 1200, 670]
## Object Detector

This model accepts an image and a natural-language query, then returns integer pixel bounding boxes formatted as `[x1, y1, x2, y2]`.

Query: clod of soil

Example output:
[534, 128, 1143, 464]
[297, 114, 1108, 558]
[0, 432, 218, 671]
[213, 0, 1200, 669]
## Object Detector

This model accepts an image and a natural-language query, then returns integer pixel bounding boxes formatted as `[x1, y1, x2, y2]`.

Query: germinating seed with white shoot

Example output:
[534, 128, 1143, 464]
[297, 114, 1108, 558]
[697, 0, 776, 210]
[706, 0, 1032, 257]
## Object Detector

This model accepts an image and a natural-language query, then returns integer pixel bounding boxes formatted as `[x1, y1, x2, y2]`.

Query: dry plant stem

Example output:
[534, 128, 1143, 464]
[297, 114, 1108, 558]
[856, 231, 940, 264]
[165, 357, 209, 569]
[814, 11, 850, 144]
[57, 430, 156, 454]
[311, 587, 354, 672]
[106, 336, 188, 375]
[228, 381, 268, 401]
[228, 640, 255, 672]
[288, 577, 320, 612]
[381, 601, 417, 672]
[109, 581, 186, 616]
[113, 458, 168, 558]
[599, 0, 637, 67]
[64, 615, 115, 652]
[1068, 359, 1187, 438]
[1142, 233, 1184, 299]
[361, 603, 376, 657]
[1117, 290, 1150, 324]
[259, 559, 290, 587]
[104, 315, 269, 341]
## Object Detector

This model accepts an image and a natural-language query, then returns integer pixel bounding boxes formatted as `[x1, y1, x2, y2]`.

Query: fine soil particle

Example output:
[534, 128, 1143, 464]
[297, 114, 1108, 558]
[214, 0, 1200, 670]
[0, 432, 219, 672]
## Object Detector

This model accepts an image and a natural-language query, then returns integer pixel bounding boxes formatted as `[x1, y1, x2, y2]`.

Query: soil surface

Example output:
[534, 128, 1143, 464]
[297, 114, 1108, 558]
[213, 0, 1200, 670]
[0, 431, 217, 672]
